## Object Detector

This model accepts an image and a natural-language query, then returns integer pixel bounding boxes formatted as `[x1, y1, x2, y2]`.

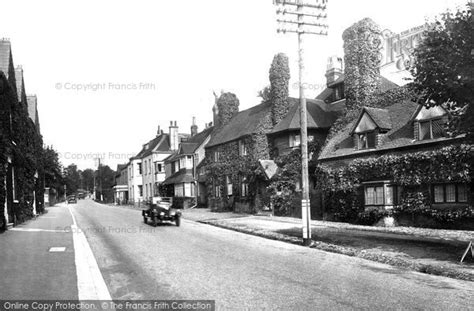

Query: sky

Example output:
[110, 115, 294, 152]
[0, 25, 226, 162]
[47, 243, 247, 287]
[1, 0, 468, 170]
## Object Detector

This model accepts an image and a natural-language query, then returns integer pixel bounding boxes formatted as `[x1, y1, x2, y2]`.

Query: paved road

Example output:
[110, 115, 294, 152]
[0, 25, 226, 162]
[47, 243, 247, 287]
[68, 199, 473, 310]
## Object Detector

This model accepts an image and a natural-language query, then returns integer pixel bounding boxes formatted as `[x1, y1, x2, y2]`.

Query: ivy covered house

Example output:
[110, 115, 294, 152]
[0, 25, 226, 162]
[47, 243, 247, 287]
[317, 101, 472, 222]
[314, 17, 473, 228]
[200, 90, 342, 214]
[0, 39, 45, 230]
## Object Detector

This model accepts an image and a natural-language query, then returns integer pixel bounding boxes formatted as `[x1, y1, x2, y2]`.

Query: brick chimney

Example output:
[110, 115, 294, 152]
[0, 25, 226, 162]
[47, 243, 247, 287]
[325, 55, 343, 86]
[156, 125, 161, 137]
[190, 116, 198, 137]
[169, 121, 179, 151]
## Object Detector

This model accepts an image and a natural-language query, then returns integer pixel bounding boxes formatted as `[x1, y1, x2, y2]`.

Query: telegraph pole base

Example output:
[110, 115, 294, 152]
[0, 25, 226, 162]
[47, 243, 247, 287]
[302, 238, 312, 246]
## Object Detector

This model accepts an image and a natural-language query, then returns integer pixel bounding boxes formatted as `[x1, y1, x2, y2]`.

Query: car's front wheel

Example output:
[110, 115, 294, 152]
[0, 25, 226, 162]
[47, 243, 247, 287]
[143, 216, 147, 224]
[175, 216, 180, 227]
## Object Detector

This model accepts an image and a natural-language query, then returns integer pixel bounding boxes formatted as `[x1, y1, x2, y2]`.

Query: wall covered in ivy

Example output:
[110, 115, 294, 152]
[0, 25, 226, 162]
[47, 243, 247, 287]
[0, 72, 45, 229]
[315, 145, 474, 228]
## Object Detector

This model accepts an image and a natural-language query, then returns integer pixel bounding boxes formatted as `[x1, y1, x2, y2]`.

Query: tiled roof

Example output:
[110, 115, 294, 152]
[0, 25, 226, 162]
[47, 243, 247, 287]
[180, 142, 199, 154]
[187, 126, 214, 145]
[135, 134, 172, 158]
[207, 101, 272, 148]
[270, 98, 340, 134]
[351, 107, 392, 133]
[207, 97, 342, 147]
[165, 127, 214, 163]
[163, 169, 194, 185]
[316, 74, 399, 103]
[319, 100, 426, 160]
[117, 164, 127, 171]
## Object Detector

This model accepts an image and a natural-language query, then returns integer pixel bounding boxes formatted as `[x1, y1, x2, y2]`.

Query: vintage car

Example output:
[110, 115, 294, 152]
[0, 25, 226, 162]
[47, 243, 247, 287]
[67, 195, 77, 204]
[142, 198, 181, 227]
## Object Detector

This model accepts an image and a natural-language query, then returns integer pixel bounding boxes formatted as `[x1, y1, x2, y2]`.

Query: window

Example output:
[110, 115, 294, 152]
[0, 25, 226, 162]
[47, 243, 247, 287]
[149, 160, 152, 174]
[289, 134, 301, 148]
[226, 175, 233, 196]
[364, 182, 398, 206]
[138, 163, 142, 175]
[358, 132, 376, 150]
[175, 184, 184, 197]
[155, 162, 163, 173]
[186, 156, 193, 168]
[138, 185, 143, 197]
[419, 119, 444, 140]
[215, 185, 222, 198]
[214, 151, 220, 162]
[432, 184, 468, 203]
[241, 178, 249, 197]
[239, 140, 249, 156]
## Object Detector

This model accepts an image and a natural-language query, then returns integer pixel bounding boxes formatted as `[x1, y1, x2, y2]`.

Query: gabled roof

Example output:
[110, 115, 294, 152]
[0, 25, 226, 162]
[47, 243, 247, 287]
[135, 133, 173, 159]
[270, 98, 340, 135]
[319, 99, 426, 160]
[207, 101, 272, 148]
[180, 142, 199, 155]
[187, 126, 214, 145]
[350, 107, 392, 134]
[165, 126, 214, 163]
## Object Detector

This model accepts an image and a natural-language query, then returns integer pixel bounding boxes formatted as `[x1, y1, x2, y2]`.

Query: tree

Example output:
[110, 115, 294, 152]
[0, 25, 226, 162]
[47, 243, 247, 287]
[43, 146, 63, 192]
[95, 165, 116, 202]
[257, 86, 271, 103]
[269, 53, 290, 125]
[81, 169, 95, 193]
[410, 3, 474, 141]
[64, 164, 81, 195]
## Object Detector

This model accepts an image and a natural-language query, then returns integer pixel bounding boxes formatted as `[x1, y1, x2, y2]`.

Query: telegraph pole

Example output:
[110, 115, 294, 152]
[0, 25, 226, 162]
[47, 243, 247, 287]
[274, 0, 328, 246]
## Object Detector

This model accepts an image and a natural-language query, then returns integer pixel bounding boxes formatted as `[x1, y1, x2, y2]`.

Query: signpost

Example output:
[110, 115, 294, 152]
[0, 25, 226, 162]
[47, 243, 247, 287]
[460, 241, 474, 263]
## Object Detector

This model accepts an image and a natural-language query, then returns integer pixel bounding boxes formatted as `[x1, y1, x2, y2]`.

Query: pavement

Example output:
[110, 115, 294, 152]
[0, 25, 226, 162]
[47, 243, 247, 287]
[0, 204, 78, 299]
[181, 208, 474, 282]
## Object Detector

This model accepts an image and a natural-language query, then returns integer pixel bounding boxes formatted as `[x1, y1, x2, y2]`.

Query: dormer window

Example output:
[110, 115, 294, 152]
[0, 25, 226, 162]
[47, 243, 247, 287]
[289, 134, 301, 148]
[358, 132, 376, 150]
[351, 108, 390, 151]
[414, 105, 447, 141]
[419, 118, 444, 140]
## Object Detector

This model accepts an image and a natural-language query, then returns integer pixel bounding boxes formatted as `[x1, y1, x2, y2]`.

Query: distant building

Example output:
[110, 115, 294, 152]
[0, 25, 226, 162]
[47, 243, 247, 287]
[113, 164, 128, 204]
